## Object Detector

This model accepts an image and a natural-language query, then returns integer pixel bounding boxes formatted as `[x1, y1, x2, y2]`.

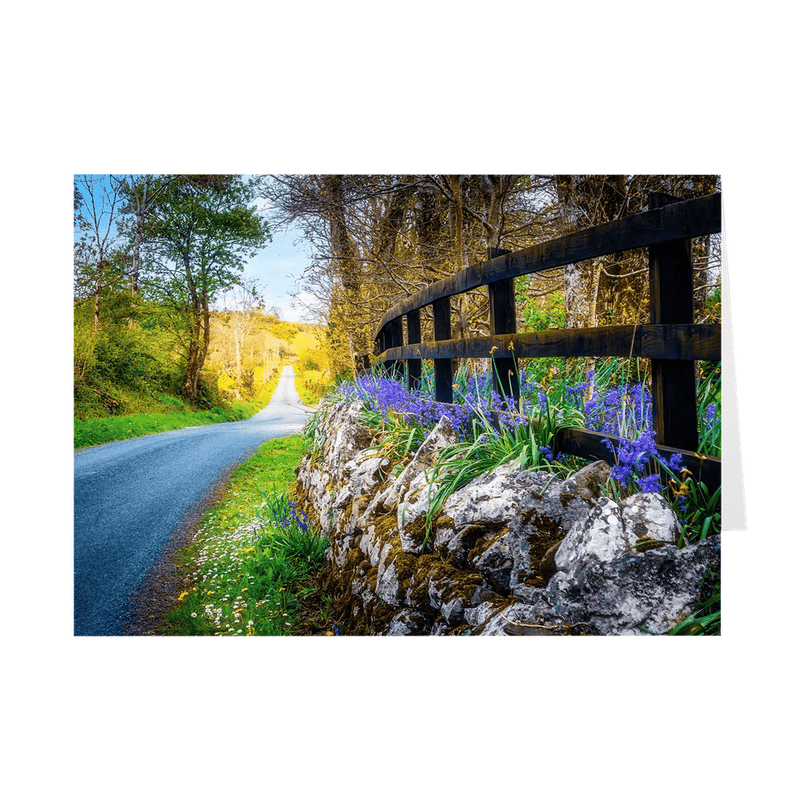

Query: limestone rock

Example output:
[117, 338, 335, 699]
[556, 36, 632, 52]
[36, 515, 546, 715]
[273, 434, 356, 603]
[561, 460, 612, 503]
[334, 455, 387, 511]
[472, 601, 558, 636]
[463, 598, 510, 628]
[440, 462, 552, 531]
[471, 528, 515, 591]
[375, 559, 402, 606]
[620, 492, 681, 544]
[538, 542, 560, 585]
[471, 536, 719, 635]
[386, 609, 433, 635]
[540, 536, 721, 635]
[553, 496, 636, 576]
[295, 400, 378, 535]
[395, 416, 459, 554]
[294, 398, 720, 637]
[322, 402, 375, 475]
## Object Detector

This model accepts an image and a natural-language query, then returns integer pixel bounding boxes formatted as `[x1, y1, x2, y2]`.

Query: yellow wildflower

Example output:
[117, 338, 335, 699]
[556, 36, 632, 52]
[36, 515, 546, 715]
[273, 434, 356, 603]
[178, 591, 189, 601]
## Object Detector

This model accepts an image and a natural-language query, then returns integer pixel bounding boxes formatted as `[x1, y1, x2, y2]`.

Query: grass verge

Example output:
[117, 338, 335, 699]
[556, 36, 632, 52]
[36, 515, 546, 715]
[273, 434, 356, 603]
[159, 433, 334, 636]
[75, 367, 285, 449]
[293, 367, 332, 407]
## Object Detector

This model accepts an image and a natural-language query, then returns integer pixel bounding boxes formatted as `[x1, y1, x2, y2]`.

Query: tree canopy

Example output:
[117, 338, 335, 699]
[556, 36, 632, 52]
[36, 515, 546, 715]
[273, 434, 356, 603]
[135, 174, 270, 401]
[74, 174, 274, 409]
[263, 174, 721, 375]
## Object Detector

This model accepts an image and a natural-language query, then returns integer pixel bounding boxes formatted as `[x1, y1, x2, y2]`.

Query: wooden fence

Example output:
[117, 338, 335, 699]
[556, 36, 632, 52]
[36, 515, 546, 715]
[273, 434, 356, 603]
[373, 191, 722, 492]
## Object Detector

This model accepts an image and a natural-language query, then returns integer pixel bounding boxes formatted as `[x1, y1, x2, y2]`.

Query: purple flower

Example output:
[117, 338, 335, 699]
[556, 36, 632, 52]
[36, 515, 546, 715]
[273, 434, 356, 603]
[636, 473, 663, 494]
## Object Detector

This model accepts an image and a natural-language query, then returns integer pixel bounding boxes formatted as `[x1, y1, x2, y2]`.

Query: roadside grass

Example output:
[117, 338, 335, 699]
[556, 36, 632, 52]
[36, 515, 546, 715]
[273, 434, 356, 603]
[294, 366, 333, 407]
[74, 368, 285, 449]
[160, 433, 334, 636]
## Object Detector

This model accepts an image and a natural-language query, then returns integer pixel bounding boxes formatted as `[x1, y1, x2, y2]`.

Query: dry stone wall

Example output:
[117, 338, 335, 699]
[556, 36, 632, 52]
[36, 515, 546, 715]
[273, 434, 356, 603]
[293, 400, 720, 636]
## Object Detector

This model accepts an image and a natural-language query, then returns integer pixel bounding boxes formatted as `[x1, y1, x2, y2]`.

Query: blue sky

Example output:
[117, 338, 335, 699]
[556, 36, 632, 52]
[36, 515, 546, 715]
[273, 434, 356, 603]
[235, 221, 315, 323]
[234, 175, 317, 322]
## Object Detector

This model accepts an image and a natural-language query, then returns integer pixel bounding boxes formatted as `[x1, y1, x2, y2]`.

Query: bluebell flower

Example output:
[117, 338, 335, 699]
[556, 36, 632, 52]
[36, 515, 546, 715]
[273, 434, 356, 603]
[637, 473, 663, 494]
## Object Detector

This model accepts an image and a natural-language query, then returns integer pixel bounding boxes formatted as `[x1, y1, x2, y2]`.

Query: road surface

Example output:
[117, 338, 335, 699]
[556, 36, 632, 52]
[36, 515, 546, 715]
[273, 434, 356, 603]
[74, 365, 313, 636]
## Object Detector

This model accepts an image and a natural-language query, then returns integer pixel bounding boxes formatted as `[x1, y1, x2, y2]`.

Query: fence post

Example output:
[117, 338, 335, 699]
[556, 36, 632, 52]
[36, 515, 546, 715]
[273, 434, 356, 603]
[648, 192, 699, 452]
[407, 309, 422, 391]
[376, 327, 387, 376]
[355, 352, 371, 376]
[432, 297, 453, 403]
[383, 316, 404, 382]
[488, 247, 519, 408]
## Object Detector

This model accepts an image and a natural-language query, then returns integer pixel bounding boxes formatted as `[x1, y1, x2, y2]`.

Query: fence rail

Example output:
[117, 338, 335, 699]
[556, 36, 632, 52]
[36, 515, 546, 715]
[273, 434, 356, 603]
[373, 191, 722, 492]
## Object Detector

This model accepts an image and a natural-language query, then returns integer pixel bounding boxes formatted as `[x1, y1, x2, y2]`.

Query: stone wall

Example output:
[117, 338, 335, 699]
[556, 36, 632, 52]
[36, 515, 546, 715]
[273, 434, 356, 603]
[293, 400, 720, 636]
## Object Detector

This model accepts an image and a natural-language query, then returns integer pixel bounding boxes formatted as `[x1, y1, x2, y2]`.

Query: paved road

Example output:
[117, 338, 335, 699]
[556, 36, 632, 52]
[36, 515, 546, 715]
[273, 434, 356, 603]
[74, 365, 314, 636]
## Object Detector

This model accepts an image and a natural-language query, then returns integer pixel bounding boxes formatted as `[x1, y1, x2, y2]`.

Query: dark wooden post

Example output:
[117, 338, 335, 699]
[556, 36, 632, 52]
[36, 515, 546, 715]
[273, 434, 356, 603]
[407, 308, 422, 391]
[355, 352, 370, 376]
[432, 297, 453, 403]
[383, 316, 404, 382]
[375, 328, 385, 375]
[487, 247, 519, 408]
[648, 192, 698, 451]
[378, 323, 390, 377]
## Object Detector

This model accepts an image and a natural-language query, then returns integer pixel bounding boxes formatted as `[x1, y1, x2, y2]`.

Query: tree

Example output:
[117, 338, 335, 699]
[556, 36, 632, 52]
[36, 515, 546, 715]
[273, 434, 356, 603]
[263, 175, 540, 374]
[219, 281, 263, 399]
[554, 174, 720, 329]
[74, 174, 127, 329]
[118, 174, 182, 295]
[141, 175, 271, 402]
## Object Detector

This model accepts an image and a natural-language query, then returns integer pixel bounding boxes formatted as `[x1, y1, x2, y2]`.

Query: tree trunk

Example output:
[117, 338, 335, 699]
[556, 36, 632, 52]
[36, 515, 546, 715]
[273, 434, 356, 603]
[130, 180, 148, 296]
[235, 333, 243, 399]
[450, 175, 465, 269]
[183, 335, 201, 402]
[323, 176, 367, 373]
[93, 274, 101, 331]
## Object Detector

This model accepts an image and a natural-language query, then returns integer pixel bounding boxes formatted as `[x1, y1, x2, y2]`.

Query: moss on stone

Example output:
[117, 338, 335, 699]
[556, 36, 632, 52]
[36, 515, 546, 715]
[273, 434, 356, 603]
[525, 527, 566, 588]
[559, 492, 577, 508]
[399, 514, 428, 550]
[466, 524, 509, 565]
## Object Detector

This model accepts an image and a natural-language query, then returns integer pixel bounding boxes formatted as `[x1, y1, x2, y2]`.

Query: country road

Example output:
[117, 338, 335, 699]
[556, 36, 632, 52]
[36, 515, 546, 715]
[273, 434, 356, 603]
[73, 365, 314, 636]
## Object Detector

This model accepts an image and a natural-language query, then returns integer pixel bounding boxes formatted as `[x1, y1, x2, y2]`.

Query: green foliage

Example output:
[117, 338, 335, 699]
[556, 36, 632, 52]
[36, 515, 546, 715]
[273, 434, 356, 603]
[136, 175, 271, 401]
[667, 575, 720, 635]
[160, 435, 332, 636]
[660, 467, 722, 547]
[516, 278, 566, 332]
[323, 319, 355, 381]
[74, 293, 184, 420]
[294, 366, 333, 407]
[703, 281, 722, 324]
[256, 492, 329, 566]
[74, 374, 283, 449]
[270, 320, 300, 344]
[696, 363, 721, 458]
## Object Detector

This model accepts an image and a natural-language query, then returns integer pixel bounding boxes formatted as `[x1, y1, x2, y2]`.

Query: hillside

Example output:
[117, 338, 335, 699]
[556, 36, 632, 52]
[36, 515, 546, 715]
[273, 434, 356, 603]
[74, 292, 333, 421]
